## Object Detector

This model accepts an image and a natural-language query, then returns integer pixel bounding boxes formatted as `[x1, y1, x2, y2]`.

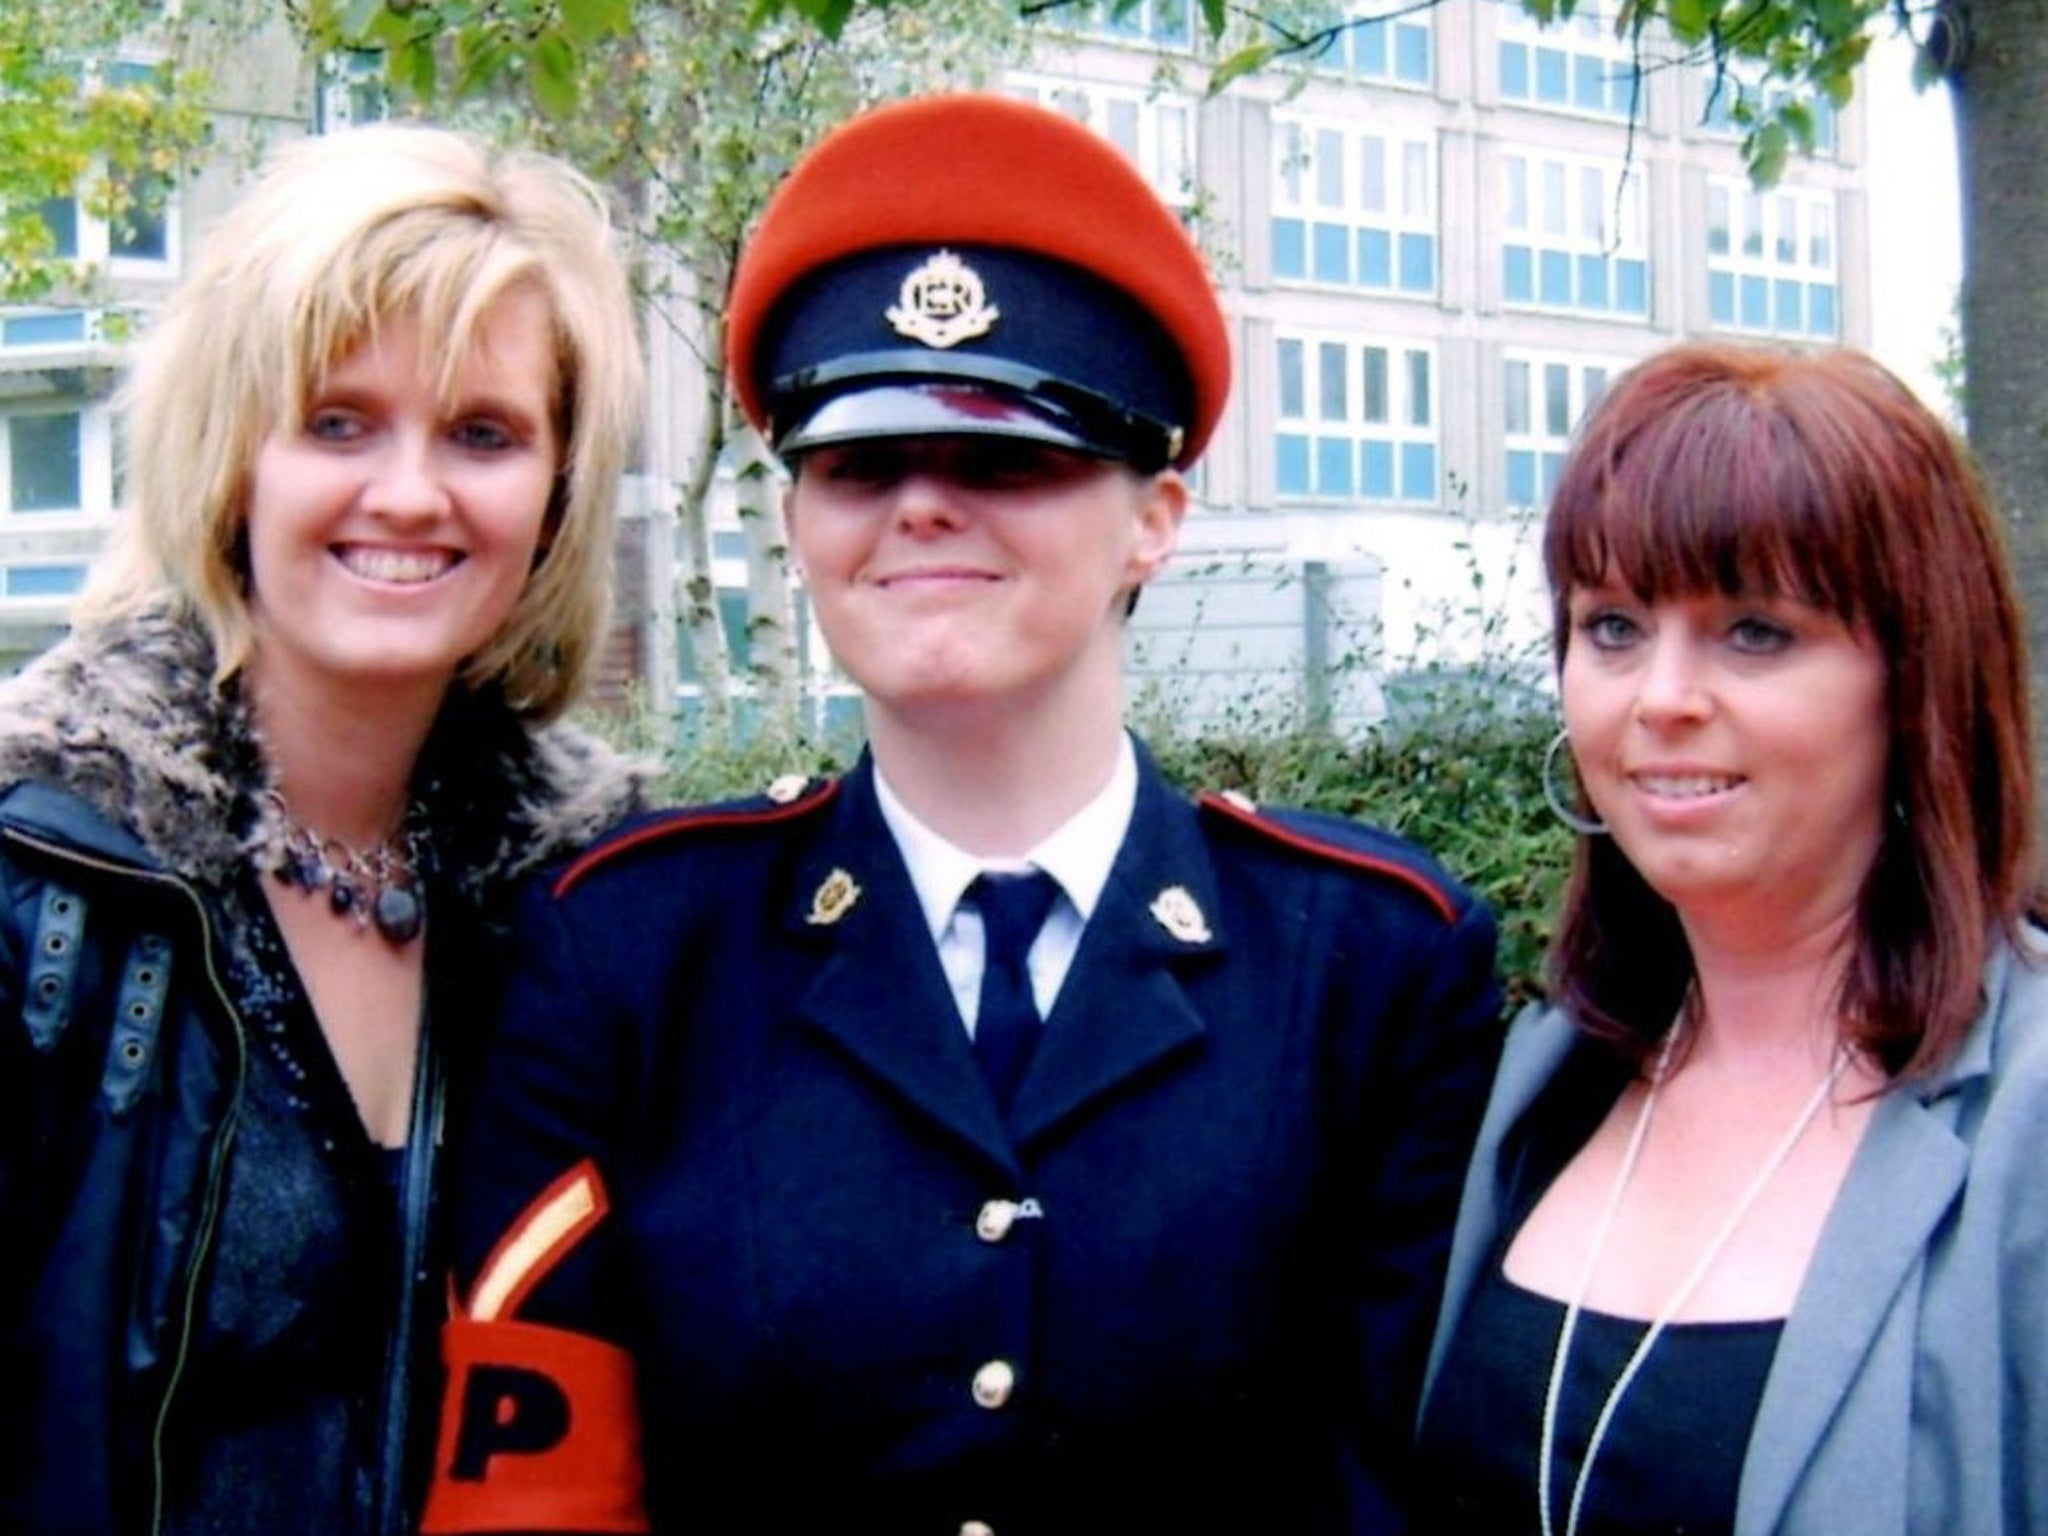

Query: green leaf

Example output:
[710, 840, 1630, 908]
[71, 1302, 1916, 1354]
[391, 35, 435, 97]
[338, 0, 385, 42]
[1198, 0, 1227, 36]
[766, 0, 855, 37]
[1208, 41, 1277, 94]
[532, 29, 579, 116]
[1664, 0, 1718, 42]
[1748, 118, 1788, 187]
[561, 0, 631, 45]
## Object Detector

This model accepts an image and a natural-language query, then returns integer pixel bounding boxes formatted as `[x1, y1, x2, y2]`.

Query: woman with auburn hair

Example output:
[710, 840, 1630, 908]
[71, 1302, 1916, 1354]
[1416, 342, 2048, 1535]
[0, 123, 646, 1536]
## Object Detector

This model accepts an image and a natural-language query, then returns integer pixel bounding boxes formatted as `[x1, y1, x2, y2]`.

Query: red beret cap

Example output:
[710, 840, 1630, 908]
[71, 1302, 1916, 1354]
[726, 93, 1231, 468]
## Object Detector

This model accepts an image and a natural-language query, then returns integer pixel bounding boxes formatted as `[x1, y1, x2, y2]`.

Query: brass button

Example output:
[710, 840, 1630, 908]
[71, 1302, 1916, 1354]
[971, 1358, 1015, 1410]
[960, 1523, 995, 1536]
[976, 1199, 1018, 1242]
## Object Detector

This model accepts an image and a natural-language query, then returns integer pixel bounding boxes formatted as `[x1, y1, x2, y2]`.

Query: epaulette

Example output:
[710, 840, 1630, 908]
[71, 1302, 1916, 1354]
[1196, 790, 1460, 925]
[551, 774, 840, 899]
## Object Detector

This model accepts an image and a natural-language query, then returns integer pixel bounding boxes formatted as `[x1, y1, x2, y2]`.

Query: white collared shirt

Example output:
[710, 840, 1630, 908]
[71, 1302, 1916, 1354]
[874, 734, 1137, 1036]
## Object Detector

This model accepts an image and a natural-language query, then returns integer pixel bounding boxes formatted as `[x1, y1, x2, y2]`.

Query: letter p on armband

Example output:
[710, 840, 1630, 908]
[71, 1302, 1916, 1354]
[421, 1161, 650, 1534]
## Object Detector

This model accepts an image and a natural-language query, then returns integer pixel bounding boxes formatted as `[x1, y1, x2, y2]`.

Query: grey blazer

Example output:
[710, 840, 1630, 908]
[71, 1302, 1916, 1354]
[1422, 936, 2048, 1535]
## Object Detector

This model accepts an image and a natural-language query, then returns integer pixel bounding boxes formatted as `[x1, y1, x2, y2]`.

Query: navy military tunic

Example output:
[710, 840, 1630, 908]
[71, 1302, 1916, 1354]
[434, 746, 1503, 1535]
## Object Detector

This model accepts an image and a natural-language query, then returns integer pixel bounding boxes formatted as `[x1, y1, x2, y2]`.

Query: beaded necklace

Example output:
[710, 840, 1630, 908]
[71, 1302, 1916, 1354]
[262, 791, 427, 945]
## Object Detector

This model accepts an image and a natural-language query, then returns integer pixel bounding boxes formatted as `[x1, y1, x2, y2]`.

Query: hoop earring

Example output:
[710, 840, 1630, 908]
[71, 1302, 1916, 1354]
[1543, 730, 1609, 836]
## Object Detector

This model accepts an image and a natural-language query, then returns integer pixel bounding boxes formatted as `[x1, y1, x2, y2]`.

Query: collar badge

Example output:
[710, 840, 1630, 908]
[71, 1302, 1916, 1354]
[807, 868, 862, 926]
[1149, 885, 1212, 944]
[886, 250, 999, 350]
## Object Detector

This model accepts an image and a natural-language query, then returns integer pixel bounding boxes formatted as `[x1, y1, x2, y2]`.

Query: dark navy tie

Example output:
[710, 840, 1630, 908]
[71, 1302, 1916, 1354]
[969, 870, 1059, 1108]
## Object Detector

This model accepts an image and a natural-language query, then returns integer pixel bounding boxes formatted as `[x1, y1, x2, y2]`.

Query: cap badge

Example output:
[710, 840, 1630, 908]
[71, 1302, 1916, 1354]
[1149, 885, 1213, 944]
[886, 249, 999, 350]
[807, 868, 862, 926]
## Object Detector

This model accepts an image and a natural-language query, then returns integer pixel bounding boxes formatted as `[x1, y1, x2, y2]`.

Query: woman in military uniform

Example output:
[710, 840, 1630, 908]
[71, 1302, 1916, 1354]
[426, 94, 1503, 1536]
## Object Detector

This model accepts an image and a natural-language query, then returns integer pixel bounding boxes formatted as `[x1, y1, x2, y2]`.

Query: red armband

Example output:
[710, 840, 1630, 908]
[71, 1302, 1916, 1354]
[420, 1161, 650, 1534]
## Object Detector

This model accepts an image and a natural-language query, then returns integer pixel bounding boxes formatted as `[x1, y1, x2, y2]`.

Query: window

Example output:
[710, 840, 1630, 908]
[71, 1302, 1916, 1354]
[1272, 116, 1436, 296]
[1706, 178, 1838, 338]
[1298, 3, 1432, 86]
[7, 413, 81, 514]
[1, 309, 94, 351]
[318, 50, 391, 132]
[1070, 0, 1197, 47]
[33, 60, 181, 274]
[1009, 76, 1196, 206]
[1275, 334, 1438, 504]
[0, 565, 86, 599]
[1502, 152, 1647, 319]
[1697, 68, 1836, 155]
[1, 406, 114, 518]
[1503, 352, 1619, 508]
[1496, 0, 1639, 119]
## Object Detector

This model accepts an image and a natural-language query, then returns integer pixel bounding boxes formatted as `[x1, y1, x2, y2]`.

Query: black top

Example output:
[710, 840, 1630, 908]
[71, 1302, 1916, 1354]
[1416, 1264, 1782, 1535]
[159, 878, 411, 1536]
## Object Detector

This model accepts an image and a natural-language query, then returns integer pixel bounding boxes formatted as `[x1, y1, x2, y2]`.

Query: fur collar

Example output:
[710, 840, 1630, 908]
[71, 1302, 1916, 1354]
[0, 605, 651, 898]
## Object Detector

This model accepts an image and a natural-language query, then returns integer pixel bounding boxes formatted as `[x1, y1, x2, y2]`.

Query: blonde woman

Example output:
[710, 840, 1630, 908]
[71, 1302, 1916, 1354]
[0, 124, 646, 1536]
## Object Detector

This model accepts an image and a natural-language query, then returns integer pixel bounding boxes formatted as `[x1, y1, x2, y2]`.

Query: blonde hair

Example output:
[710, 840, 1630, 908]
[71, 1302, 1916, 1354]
[83, 123, 644, 720]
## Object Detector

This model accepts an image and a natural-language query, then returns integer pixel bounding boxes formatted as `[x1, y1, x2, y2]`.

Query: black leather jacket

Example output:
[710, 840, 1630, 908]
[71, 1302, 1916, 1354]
[0, 609, 645, 1536]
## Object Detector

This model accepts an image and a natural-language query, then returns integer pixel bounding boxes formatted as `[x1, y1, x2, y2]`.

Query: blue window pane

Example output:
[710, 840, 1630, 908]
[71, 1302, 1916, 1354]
[1401, 443, 1437, 502]
[1574, 56, 1606, 112]
[1617, 259, 1648, 315]
[1812, 102, 1836, 153]
[1313, 222, 1349, 283]
[1577, 254, 1608, 310]
[37, 199, 78, 260]
[1504, 245, 1534, 302]
[9, 413, 80, 512]
[1774, 278, 1803, 332]
[1609, 67, 1638, 116]
[1358, 228, 1392, 288]
[113, 192, 167, 261]
[1362, 440, 1395, 499]
[1398, 233, 1434, 293]
[1536, 48, 1567, 103]
[1542, 452, 1566, 500]
[1354, 20, 1388, 76]
[2, 311, 88, 347]
[1316, 437, 1354, 496]
[1539, 249, 1572, 306]
[1272, 218, 1306, 280]
[4, 564, 85, 597]
[1278, 338, 1305, 416]
[1500, 43, 1529, 99]
[1506, 449, 1537, 507]
[1809, 283, 1838, 336]
[1154, 0, 1190, 44]
[1276, 434, 1310, 495]
[1740, 274, 1769, 328]
[1395, 24, 1430, 84]
[1710, 271, 1736, 325]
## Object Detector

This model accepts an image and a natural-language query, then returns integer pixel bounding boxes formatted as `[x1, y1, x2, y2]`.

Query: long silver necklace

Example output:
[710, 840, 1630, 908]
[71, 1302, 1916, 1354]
[263, 790, 427, 945]
[1536, 1027, 1850, 1536]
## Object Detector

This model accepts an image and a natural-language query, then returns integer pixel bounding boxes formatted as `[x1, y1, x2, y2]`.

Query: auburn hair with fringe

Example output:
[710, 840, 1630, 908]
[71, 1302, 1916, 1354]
[1543, 343, 2044, 1078]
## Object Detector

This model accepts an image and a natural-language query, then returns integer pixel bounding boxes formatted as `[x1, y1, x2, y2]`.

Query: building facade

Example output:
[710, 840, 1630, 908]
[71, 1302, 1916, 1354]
[0, 1, 1870, 719]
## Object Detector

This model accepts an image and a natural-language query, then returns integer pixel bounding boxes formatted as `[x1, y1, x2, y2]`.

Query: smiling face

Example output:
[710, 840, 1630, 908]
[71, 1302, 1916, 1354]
[242, 287, 561, 715]
[1561, 583, 1890, 946]
[785, 436, 1182, 730]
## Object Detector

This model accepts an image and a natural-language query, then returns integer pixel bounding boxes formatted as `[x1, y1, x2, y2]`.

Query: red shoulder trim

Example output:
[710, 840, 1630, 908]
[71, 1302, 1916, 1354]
[1197, 792, 1459, 925]
[552, 779, 841, 899]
